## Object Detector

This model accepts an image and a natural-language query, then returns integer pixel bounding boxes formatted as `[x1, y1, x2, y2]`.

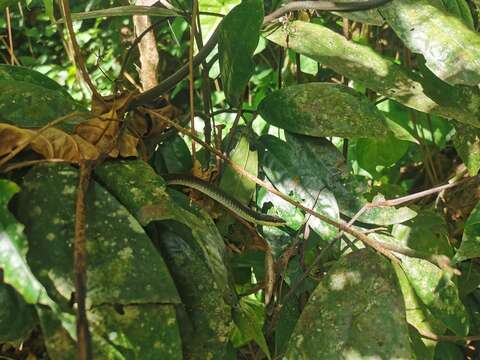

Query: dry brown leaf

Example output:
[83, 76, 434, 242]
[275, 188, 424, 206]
[75, 110, 120, 154]
[118, 131, 139, 158]
[0, 123, 52, 158]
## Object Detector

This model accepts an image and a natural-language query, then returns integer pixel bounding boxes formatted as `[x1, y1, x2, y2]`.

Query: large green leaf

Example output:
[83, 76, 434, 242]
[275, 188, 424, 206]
[36, 302, 182, 360]
[0, 283, 37, 342]
[265, 21, 480, 127]
[16, 163, 183, 358]
[156, 226, 233, 360]
[441, 0, 474, 29]
[453, 122, 480, 176]
[0, 0, 19, 10]
[0, 80, 84, 131]
[94, 160, 234, 304]
[258, 83, 387, 138]
[284, 249, 412, 359]
[380, 0, 480, 86]
[153, 134, 193, 175]
[355, 132, 410, 173]
[386, 215, 469, 336]
[393, 263, 445, 360]
[16, 164, 180, 306]
[0, 179, 52, 305]
[454, 200, 480, 262]
[260, 133, 416, 226]
[259, 134, 339, 240]
[232, 298, 270, 360]
[220, 135, 258, 205]
[0, 65, 72, 99]
[219, 0, 263, 105]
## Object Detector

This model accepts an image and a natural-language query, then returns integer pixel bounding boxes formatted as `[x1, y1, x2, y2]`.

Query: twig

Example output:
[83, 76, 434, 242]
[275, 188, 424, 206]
[189, 0, 199, 162]
[60, 0, 105, 104]
[418, 329, 480, 343]
[367, 176, 471, 208]
[74, 161, 93, 360]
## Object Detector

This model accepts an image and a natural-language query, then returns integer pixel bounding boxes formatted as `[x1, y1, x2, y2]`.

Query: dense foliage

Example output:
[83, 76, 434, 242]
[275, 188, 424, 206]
[2, 0, 480, 359]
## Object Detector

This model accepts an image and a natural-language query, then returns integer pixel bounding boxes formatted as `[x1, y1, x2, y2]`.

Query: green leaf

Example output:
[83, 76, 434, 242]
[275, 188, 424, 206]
[43, 0, 54, 22]
[219, 0, 264, 105]
[94, 160, 234, 304]
[393, 263, 444, 359]
[220, 135, 258, 206]
[0, 65, 71, 99]
[156, 226, 233, 360]
[392, 210, 454, 257]
[380, 0, 480, 86]
[259, 134, 339, 239]
[258, 83, 387, 138]
[441, 0, 475, 29]
[153, 134, 193, 174]
[434, 341, 465, 359]
[355, 132, 410, 172]
[455, 200, 480, 261]
[0, 283, 37, 342]
[16, 164, 180, 306]
[284, 249, 412, 359]
[453, 122, 480, 176]
[408, 325, 434, 360]
[383, 220, 470, 336]
[37, 302, 182, 360]
[260, 134, 416, 226]
[0, 0, 19, 10]
[0, 80, 85, 131]
[232, 298, 271, 360]
[265, 21, 480, 127]
[0, 179, 51, 305]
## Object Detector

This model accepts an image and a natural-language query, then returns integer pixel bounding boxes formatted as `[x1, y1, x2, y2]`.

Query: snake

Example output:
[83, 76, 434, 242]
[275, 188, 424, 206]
[163, 174, 286, 227]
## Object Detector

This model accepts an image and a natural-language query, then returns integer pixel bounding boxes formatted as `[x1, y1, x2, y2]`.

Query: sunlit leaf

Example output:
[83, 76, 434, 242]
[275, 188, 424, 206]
[232, 298, 270, 360]
[258, 83, 387, 138]
[453, 122, 480, 176]
[260, 134, 416, 226]
[16, 164, 180, 306]
[0, 179, 51, 305]
[94, 160, 235, 304]
[455, 200, 480, 262]
[284, 249, 412, 359]
[380, 0, 480, 86]
[265, 21, 480, 127]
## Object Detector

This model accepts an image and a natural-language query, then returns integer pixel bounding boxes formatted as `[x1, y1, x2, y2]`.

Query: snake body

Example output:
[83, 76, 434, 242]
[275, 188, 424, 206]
[163, 174, 286, 227]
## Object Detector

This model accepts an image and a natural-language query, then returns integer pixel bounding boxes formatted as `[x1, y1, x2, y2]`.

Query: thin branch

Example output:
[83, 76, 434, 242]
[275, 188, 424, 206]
[74, 161, 94, 360]
[418, 329, 480, 343]
[368, 176, 472, 208]
[189, 0, 199, 162]
[60, 0, 104, 104]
